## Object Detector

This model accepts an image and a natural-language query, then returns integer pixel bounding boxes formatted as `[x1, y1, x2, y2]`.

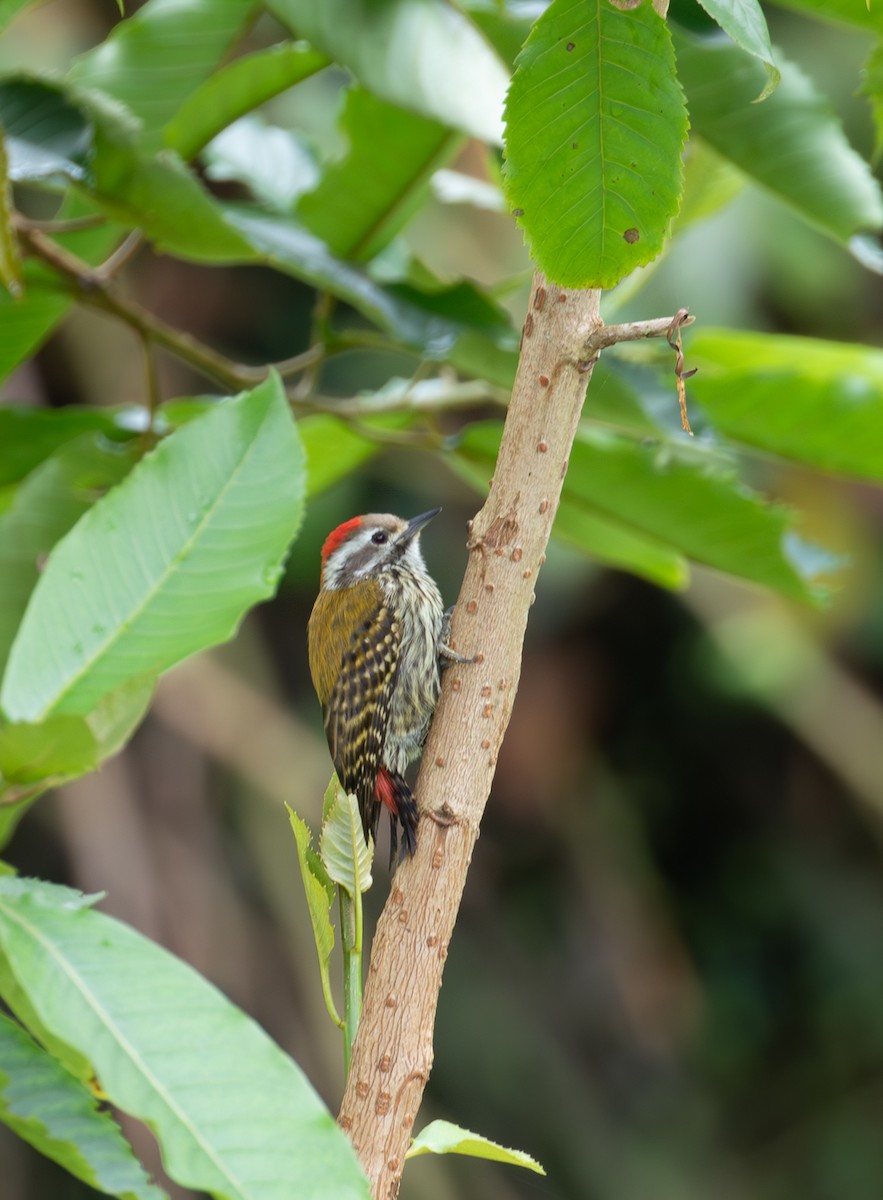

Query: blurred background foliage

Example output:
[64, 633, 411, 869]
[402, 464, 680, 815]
[2, 1, 883, 1198]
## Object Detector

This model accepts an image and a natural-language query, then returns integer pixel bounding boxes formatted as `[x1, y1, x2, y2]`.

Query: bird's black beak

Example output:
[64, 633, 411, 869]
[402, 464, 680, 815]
[400, 508, 441, 544]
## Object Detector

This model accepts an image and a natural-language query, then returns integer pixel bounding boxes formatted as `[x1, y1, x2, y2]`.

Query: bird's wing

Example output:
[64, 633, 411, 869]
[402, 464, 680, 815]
[308, 580, 401, 807]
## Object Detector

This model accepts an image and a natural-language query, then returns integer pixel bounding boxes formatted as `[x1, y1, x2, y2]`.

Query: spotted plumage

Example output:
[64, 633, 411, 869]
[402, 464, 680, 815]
[307, 510, 471, 862]
[310, 583, 405, 840]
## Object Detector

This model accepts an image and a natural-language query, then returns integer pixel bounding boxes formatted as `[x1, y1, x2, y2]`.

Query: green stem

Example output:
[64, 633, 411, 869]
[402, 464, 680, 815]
[320, 960, 344, 1033]
[339, 882, 364, 1077]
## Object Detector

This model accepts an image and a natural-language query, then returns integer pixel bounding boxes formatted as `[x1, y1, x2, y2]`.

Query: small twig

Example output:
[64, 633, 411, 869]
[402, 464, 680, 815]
[586, 311, 695, 353]
[273, 344, 325, 379]
[17, 219, 506, 427]
[328, 328, 406, 357]
[666, 307, 696, 435]
[19, 218, 337, 391]
[293, 379, 508, 419]
[581, 309, 696, 435]
[291, 291, 335, 398]
[348, 421, 443, 451]
[94, 230, 144, 280]
[311, 290, 335, 342]
[17, 223, 266, 392]
[13, 214, 106, 235]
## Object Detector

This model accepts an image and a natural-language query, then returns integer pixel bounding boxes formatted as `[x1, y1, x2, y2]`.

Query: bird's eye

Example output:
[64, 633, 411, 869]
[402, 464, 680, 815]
[371, 530, 388, 545]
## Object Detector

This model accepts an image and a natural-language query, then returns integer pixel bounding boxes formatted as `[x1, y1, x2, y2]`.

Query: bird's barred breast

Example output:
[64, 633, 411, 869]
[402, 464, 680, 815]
[382, 566, 444, 773]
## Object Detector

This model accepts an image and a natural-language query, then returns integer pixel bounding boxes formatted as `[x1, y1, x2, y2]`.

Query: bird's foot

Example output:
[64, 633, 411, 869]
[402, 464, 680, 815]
[439, 605, 479, 667]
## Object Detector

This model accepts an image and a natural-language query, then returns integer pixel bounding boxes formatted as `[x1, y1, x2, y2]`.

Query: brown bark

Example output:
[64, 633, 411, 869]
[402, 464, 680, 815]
[338, 272, 603, 1195]
[338, 276, 690, 1196]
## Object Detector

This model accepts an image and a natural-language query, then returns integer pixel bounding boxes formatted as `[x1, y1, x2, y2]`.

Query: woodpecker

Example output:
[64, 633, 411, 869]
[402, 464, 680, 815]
[308, 509, 468, 862]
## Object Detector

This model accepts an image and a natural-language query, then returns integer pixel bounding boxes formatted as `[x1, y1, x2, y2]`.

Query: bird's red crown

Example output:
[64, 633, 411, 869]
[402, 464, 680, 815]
[321, 516, 363, 564]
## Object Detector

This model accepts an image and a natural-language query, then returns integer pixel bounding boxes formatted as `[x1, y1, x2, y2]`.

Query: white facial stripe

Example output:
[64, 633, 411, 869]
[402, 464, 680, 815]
[322, 522, 425, 589]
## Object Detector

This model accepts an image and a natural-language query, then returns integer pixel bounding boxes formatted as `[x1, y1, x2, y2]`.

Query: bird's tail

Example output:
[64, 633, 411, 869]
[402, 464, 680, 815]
[369, 768, 418, 865]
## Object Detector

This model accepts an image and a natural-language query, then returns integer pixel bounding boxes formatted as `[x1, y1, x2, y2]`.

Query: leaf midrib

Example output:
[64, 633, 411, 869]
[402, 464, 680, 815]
[37, 397, 269, 721]
[0, 895, 248, 1199]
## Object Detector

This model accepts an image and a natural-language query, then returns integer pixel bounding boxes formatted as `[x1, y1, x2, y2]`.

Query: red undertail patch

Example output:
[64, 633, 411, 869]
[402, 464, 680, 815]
[374, 767, 398, 814]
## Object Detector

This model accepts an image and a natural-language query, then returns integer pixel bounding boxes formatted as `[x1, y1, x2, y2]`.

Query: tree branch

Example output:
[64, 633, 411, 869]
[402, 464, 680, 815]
[338, 274, 598, 1193]
[16, 224, 326, 391]
[18, 225, 264, 392]
[302, 378, 508, 418]
[338, 275, 694, 1197]
[14, 213, 107, 234]
[15, 223, 499, 415]
[592, 311, 694, 351]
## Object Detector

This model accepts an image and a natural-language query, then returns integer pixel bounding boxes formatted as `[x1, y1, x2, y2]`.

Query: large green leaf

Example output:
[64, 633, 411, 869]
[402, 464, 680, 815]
[297, 86, 458, 260]
[5, 74, 516, 375]
[85, 97, 250, 260]
[68, 0, 260, 153]
[202, 116, 320, 212]
[859, 42, 883, 163]
[672, 140, 745, 238]
[0, 78, 252, 261]
[0, 78, 93, 184]
[503, 0, 688, 288]
[581, 355, 660, 437]
[454, 421, 819, 601]
[693, 0, 778, 97]
[0, 712, 100, 841]
[165, 42, 329, 161]
[0, 119, 121, 378]
[89, 149, 250, 261]
[385, 277, 519, 387]
[0, 406, 126, 489]
[0, 908, 95, 1080]
[300, 414, 384, 498]
[565, 428, 818, 601]
[287, 806, 340, 1028]
[1, 375, 304, 722]
[0, 434, 139, 678]
[222, 207, 519, 384]
[688, 330, 883, 481]
[268, 0, 508, 144]
[553, 501, 688, 590]
[221, 205, 443, 334]
[0, 876, 370, 1200]
[0, 716, 97, 789]
[676, 31, 883, 244]
[0, 1013, 166, 1200]
[84, 675, 156, 763]
[0, 675, 157, 853]
[449, 433, 688, 589]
